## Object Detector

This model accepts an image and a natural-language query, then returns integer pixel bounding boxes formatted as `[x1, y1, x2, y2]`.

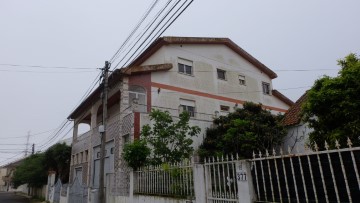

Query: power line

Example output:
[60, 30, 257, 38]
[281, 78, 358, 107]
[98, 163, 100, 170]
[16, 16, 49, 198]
[117, 0, 193, 70]
[0, 63, 96, 70]
[36, 72, 103, 151]
[109, 0, 161, 63]
[0, 69, 97, 74]
[0, 152, 25, 166]
[111, 0, 175, 70]
[0, 128, 58, 139]
[127, 0, 194, 67]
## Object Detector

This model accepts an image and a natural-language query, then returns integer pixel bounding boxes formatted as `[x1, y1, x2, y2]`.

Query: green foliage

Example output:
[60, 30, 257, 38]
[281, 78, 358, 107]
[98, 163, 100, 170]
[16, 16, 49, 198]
[123, 139, 150, 170]
[123, 109, 200, 169]
[198, 102, 286, 159]
[12, 153, 48, 188]
[43, 143, 71, 183]
[12, 143, 71, 188]
[141, 109, 200, 165]
[302, 53, 360, 148]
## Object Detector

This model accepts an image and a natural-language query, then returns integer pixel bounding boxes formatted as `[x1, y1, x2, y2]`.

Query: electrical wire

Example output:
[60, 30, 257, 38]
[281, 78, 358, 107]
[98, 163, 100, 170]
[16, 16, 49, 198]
[126, 0, 194, 68]
[11, 0, 194, 156]
[109, 0, 161, 63]
[0, 63, 96, 70]
[0, 152, 26, 166]
[111, 0, 175, 70]
[0, 128, 58, 139]
[0, 69, 97, 73]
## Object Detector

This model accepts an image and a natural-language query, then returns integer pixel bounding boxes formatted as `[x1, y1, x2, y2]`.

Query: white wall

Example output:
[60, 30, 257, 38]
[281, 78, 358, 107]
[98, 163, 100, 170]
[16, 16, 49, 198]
[146, 44, 289, 115]
[283, 123, 312, 154]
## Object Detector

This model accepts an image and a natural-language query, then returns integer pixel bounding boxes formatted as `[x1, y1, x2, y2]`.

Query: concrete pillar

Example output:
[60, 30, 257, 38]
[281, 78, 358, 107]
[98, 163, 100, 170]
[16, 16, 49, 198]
[90, 104, 99, 130]
[73, 120, 79, 142]
[236, 160, 256, 203]
[193, 163, 206, 203]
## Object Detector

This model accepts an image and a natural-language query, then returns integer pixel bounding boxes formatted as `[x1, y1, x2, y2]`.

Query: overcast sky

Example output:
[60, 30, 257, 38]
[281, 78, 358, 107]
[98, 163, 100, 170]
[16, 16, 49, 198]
[1, 0, 359, 165]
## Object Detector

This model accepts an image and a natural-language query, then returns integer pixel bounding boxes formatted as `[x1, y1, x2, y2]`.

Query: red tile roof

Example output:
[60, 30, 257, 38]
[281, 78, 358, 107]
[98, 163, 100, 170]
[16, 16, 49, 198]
[282, 92, 308, 126]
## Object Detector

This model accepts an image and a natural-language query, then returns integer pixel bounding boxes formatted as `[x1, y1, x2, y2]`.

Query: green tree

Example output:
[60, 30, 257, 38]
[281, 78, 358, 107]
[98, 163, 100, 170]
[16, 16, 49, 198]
[302, 53, 360, 148]
[43, 143, 71, 183]
[122, 139, 150, 170]
[198, 102, 286, 159]
[12, 153, 47, 188]
[123, 109, 200, 168]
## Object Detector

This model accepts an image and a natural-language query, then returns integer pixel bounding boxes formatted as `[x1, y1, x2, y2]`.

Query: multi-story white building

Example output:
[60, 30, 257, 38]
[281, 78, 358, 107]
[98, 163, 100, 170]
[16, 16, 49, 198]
[68, 37, 293, 196]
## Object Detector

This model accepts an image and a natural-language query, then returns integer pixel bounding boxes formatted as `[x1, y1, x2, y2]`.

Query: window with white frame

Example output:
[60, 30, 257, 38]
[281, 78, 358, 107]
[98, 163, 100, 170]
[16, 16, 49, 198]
[220, 105, 230, 112]
[129, 85, 146, 112]
[178, 58, 193, 75]
[239, 75, 246, 85]
[217, 69, 226, 80]
[179, 99, 195, 117]
[220, 105, 230, 116]
[262, 82, 271, 95]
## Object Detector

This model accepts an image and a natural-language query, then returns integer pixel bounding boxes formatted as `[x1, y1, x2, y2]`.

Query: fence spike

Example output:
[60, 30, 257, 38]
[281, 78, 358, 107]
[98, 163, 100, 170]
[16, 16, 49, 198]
[325, 141, 329, 150]
[253, 151, 256, 159]
[221, 155, 224, 162]
[304, 144, 309, 153]
[236, 153, 239, 160]
[335, 139, 341, 149]
[259, 151, 262, 158]
[231, 154, 234, 161]
[212, 156, 215, 163]
[347, 137, 353, 148]
[272, 148, 276, 156]
[288, 146, 291, 154]
[265, 149, 269, 157]
[280, 148, 283, 155]
[296, 145, 299, 154]
[314, 142, 319, 151]
[226, 154, 229, 161]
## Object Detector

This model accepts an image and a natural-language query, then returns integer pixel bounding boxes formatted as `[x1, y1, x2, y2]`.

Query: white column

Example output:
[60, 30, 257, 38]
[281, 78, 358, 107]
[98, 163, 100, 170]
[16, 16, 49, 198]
[236, 160, 256, 203]
[73, 120, 79, 142]
[193, 163, 206, 203]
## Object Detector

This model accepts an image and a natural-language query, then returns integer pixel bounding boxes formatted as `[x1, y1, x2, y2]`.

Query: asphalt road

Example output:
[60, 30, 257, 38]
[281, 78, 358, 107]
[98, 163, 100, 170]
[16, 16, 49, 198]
[0, 192, 30, 203]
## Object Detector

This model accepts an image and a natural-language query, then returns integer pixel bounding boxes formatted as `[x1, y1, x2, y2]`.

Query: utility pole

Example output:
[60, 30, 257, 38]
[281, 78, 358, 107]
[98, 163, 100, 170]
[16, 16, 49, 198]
[99, 61, 110, 203]
[31, 144, 35, 155]
[25, 131, 30, 157]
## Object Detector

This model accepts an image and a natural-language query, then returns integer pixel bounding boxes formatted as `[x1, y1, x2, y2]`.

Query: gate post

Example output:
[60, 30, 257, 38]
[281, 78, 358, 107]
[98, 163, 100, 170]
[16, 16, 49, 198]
[193, 163, 206, 203]
[236, 160, 256, 203]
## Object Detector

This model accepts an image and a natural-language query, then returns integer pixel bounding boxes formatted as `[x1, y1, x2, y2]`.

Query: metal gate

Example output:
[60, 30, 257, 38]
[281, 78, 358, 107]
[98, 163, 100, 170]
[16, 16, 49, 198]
[53, 179, 62, 203]
[204, 156, 239, 203]
[69, 177, 88, 203]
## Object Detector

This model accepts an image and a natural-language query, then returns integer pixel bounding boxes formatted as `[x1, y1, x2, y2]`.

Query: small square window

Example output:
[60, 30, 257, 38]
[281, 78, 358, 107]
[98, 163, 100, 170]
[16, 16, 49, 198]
[96, 152, 101, 159]
[262, 82, 271, 95]
[217, 69, 226, 80]
[239, 75, 246, 85]
[110, 147, 114, 154]
[179, 99, 195, 117]
[220, 105, 230, 112]
[180, 105, 195, 117]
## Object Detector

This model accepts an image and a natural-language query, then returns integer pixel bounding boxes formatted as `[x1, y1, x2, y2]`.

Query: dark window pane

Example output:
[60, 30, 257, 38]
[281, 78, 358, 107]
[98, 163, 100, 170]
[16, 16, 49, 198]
[185, 65, 192, 75]
[217, 69, 226, 80]
[178, 63, 185, 73]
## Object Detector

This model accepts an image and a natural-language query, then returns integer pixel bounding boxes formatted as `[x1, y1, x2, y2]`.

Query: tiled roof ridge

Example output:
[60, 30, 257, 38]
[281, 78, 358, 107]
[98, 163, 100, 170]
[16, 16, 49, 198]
[282, 92, 308, 126]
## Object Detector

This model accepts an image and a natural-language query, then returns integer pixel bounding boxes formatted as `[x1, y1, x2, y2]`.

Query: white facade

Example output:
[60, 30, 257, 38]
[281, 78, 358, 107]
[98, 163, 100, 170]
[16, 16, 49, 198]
[135, 41, 291, 148]
[146, 44, 289, 114]
[68, 37, 292, 202]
